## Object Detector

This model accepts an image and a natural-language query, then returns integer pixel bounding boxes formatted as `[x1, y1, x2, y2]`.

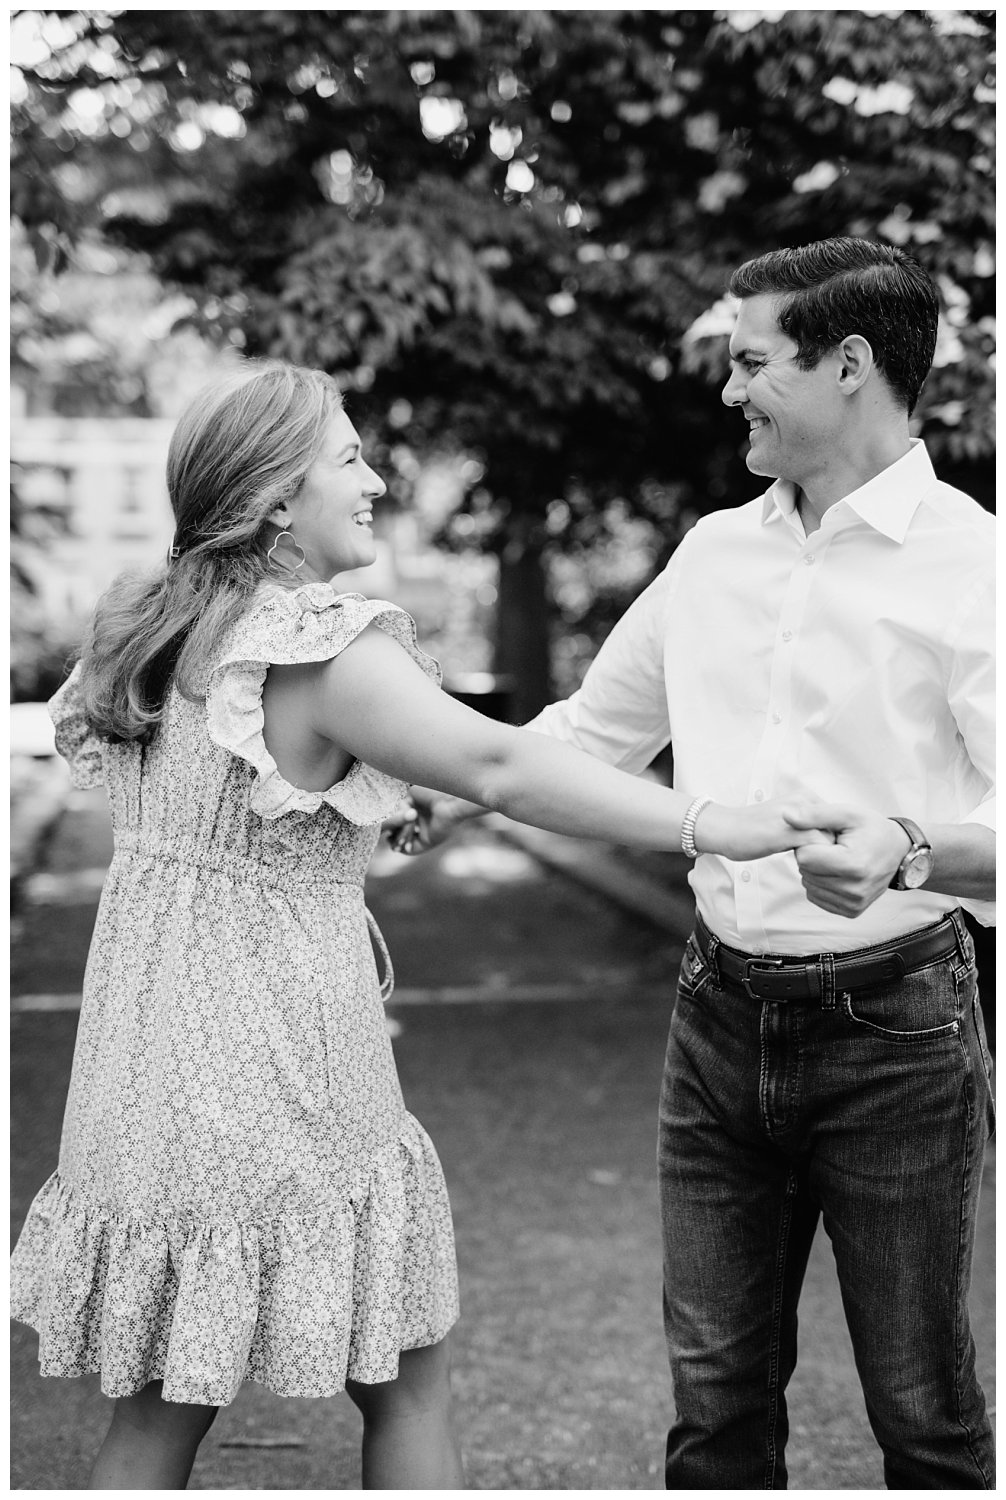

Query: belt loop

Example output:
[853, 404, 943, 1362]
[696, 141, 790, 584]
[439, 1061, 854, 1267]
[821, 954, 839, 1014]
[948, 907, 971, 965]
[818, 952, 836, 1010]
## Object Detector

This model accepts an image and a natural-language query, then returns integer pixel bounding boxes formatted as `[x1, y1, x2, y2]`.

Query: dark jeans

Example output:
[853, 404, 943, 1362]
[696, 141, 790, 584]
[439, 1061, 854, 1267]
[658, 909, 995, 1489]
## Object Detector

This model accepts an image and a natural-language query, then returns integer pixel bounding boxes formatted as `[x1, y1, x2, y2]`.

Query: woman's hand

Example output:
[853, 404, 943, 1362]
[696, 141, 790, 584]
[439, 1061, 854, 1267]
[696, 799, 835, 863]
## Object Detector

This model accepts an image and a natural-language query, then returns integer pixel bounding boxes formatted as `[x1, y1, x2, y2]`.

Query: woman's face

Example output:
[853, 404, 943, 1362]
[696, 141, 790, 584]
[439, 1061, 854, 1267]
[276, 409, 387, 581]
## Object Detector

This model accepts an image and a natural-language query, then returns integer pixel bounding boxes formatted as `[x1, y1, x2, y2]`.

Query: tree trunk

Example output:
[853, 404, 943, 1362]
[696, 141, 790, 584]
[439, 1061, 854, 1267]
[493, 530, 552, 723]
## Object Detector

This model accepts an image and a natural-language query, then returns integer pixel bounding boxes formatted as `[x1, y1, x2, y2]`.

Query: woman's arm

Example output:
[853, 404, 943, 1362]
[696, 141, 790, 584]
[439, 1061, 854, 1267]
[308, 626, 820, 861]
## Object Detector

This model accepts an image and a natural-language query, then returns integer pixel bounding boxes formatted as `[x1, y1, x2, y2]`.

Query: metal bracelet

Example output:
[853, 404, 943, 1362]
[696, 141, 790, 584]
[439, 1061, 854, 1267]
[680, 795, 713, 859]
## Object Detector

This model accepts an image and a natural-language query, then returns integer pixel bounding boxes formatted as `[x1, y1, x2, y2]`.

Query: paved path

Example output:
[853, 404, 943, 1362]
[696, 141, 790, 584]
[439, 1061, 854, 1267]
[10, 786, 996, 1489]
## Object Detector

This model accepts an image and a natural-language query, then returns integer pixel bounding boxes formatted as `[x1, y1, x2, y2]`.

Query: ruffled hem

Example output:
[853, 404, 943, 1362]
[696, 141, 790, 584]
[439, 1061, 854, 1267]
[49, 664, 105, 789]
[205, 584, 442, 825]
[10, 1124, 459, 1406]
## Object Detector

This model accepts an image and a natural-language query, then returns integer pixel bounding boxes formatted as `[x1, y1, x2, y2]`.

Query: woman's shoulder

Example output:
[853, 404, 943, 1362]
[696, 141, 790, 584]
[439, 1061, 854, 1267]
[223, 581, 439, 678]
[48, 663, 106, 788]
[204, 582, 440, 824]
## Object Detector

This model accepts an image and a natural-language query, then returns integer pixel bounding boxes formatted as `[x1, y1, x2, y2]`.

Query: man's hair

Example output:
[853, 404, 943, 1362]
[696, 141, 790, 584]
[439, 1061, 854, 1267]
[728, 237, 939, 414]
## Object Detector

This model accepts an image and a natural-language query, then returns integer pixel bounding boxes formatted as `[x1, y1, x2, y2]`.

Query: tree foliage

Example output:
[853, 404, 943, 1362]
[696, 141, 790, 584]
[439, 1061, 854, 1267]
[12, 8, 995, 707]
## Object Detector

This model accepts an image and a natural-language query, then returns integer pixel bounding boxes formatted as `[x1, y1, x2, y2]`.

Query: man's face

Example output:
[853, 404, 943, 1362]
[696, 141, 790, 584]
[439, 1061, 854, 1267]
[721, 294, 843, 485]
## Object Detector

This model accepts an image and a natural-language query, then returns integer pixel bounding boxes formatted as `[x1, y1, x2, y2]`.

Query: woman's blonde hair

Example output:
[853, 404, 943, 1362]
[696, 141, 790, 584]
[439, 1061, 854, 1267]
[77, 360, 343, 742]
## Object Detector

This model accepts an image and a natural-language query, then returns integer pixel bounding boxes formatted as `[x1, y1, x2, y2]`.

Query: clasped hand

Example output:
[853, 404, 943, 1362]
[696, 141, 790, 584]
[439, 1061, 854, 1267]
[382, 786, 462, 856]
[689, 800, 912, 917]
[382, 794, 912, 920]
[783, 804, 911, 917]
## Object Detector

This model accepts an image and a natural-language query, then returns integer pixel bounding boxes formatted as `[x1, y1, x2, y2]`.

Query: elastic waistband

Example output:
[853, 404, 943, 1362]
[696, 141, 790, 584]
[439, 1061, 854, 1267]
[693, 910, 964, 1004]
[113, 832, 394, 999]
[113, 830, 360, 894]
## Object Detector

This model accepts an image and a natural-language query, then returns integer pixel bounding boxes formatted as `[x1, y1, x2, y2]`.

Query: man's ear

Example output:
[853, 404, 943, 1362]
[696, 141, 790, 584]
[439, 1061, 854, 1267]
[835, 333, 874, 396]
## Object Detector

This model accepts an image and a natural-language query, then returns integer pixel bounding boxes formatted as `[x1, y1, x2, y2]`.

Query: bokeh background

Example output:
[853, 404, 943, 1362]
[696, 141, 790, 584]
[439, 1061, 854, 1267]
[11, 8, 994, 715]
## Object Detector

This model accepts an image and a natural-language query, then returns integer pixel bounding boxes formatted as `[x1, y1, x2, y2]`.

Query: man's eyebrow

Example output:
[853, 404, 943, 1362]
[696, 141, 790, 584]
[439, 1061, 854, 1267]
[728, 345, 767, 362]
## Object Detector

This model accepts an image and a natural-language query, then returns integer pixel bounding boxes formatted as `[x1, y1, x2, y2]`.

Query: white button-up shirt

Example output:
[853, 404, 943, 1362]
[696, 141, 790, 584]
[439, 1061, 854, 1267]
[529, 441, 995, 953]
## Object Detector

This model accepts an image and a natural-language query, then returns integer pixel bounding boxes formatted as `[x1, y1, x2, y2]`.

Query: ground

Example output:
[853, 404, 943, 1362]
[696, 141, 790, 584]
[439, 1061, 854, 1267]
[10, 784, 996, 1489]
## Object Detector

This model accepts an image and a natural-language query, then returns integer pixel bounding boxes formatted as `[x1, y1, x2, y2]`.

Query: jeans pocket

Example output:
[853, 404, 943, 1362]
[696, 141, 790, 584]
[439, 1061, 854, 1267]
[842, 961, 960, 1043]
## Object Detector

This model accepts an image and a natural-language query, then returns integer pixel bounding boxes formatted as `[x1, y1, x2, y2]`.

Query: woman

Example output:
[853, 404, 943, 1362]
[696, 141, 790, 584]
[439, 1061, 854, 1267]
[10, 361, 822, 1488]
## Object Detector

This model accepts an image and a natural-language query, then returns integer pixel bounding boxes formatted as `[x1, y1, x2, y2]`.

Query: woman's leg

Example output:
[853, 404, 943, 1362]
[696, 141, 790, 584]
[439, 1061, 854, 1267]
[346, 1334, 464, 1489]
[88, 1381, 218, 1490]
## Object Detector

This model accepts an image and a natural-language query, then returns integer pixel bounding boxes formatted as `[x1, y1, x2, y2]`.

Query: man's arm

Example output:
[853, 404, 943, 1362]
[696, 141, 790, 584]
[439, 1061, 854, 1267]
[524, 557, 675, 769]
[389, 559, 679, 852]
[784, 566, 995, 920]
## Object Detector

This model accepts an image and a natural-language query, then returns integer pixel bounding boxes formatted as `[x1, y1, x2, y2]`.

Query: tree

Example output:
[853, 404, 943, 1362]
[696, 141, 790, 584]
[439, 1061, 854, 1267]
[12, 9, 994, 712]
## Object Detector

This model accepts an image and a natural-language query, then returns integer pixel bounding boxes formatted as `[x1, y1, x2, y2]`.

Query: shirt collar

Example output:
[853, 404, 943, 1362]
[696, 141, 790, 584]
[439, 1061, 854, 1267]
[760, 480, 800, 530]
[760, 440, 934, 543]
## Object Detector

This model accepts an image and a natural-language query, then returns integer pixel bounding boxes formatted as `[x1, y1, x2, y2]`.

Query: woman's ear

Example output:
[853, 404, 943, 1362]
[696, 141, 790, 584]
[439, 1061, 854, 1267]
[268, 501, 295, 531]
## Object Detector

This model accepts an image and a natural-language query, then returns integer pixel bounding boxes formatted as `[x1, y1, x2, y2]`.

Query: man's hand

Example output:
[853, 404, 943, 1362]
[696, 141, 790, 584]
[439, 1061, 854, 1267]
[382, 800, 421, 854]
[382, 787, 468, 856]
[784, 805, 910, 917]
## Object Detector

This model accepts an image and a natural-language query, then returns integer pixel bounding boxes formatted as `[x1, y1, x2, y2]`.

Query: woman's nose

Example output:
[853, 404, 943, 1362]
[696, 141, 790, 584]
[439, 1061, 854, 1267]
[365, 464, 387, 498]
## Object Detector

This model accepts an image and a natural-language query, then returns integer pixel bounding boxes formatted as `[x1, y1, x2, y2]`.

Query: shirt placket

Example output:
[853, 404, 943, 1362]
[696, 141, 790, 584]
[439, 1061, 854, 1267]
[734, 530, 827, 950]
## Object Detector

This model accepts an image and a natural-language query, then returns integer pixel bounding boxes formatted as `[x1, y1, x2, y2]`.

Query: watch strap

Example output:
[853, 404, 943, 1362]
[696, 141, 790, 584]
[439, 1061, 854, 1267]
[888, 816, 931, 890]
[889, 816, 928, 853]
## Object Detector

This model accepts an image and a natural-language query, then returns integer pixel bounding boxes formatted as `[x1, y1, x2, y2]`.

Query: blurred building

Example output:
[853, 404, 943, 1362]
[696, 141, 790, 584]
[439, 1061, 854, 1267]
[12, 416, 176, 617]
[10, 414, 498, 688]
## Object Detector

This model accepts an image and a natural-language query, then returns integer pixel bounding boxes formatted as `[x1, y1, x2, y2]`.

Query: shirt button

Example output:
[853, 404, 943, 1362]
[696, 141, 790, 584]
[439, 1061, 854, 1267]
[805, 554, 815, 566]
[781, 630, 793, 642]
[753, 789, 764, 802]
[741, 869, 752, 883]
[771, 712, 782, 724]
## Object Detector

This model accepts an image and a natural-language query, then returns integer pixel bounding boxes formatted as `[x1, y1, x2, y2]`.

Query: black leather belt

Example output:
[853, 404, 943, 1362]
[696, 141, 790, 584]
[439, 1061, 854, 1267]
[694, 911, 959, 1003]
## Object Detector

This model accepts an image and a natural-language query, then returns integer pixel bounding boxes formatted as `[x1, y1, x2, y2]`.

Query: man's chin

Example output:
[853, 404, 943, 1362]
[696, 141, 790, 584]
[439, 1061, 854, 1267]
[745, 444, 779, 480]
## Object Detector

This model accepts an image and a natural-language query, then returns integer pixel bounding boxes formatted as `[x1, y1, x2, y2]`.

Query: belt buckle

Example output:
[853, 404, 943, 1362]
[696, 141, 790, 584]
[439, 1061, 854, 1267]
[741, 956, 787, 1001]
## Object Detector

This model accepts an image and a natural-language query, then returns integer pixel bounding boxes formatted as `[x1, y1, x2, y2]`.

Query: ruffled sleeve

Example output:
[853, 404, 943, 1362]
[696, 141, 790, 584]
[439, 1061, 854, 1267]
[205, 583, 442, 825]
[48, 663, 105, 789]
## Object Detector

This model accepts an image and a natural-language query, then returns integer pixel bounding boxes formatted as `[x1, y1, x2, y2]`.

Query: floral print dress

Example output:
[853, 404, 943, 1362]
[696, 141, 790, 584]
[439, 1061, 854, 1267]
[10, 583, 459, 1405]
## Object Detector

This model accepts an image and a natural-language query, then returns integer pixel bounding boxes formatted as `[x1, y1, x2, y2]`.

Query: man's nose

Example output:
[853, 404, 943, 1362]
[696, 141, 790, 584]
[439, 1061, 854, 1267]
[721, 366, 745, 408]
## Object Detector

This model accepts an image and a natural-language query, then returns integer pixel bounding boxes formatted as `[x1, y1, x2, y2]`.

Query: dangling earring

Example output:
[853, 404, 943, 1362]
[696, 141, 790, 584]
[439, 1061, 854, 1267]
[267, 529, 307, 577]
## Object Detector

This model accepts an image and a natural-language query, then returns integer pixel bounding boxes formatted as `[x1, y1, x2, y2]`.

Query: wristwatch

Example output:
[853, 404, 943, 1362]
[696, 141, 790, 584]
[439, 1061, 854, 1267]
[888, 817, 934, 891]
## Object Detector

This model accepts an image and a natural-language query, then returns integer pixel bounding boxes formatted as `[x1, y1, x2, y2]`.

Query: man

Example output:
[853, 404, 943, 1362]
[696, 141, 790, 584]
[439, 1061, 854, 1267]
[395, 238, 995, 1487]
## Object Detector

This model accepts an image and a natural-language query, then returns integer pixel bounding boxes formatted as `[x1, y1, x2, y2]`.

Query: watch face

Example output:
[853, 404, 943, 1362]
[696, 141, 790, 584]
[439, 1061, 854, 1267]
[903, 849, 934, 889]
